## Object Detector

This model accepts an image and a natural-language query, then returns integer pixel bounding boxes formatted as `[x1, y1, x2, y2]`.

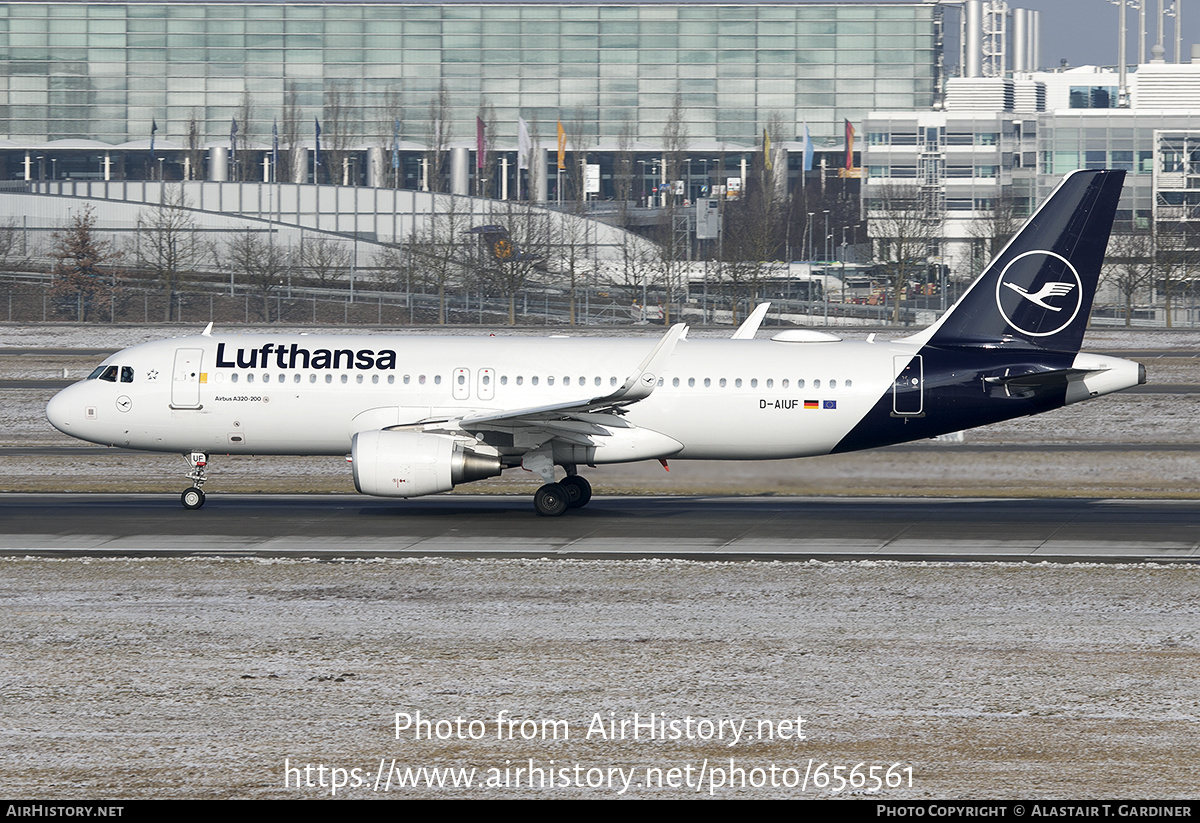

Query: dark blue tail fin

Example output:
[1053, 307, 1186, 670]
[911, 169, 1125, 352]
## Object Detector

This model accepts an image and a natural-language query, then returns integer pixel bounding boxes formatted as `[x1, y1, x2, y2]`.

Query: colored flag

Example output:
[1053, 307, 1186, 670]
[763, 129, 772, 171]
[477, 116, 486, 170]
[150, 119, 157, 155]
[845, 119, 855, 170]
[803, 123, 814, 172]
[556, 120, 566, 171]
[804, 400, 819, 409]
[518, 117, 531, 170]
[823, 400, 837, 410]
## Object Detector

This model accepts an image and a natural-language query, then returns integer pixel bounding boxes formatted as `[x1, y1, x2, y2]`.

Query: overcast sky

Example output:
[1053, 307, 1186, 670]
[861, 0, 1200, 70]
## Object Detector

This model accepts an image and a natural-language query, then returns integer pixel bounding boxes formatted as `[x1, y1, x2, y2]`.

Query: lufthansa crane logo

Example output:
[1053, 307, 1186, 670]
[994, 250, 1083, 338]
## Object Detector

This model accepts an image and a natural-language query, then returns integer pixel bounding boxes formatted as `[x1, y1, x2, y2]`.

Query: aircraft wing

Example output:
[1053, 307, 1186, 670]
[453, 322, 687, 432]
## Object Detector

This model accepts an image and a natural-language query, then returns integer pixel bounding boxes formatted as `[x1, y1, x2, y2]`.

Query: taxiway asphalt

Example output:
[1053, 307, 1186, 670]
[2, 493, 1197, 562]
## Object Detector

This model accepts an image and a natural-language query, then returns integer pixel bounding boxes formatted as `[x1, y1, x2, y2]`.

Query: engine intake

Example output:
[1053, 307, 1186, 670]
[351, 430, 502, 498]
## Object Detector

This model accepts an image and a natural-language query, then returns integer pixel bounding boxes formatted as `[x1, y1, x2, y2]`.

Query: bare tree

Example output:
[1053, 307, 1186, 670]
[49, 207, 123, 322]
[1153, 220, 1193, 328]
[323, 83, 357, 186]
[221, 230, 290, 323]
[654, 94, 691, 323]
[405, 195, 470, 324]
[866, 182, 941, 323]
[0, 217, 28, 272]
[185, 112, 203, 182]
[296, 234, 353, 288]
[481, 202, 550, 324]
[136, 186, 210, 321]
[233, 93, 256, 183]
[565, 109, 594, 208]
[1104, 233, 1153, 326]
[613, 118, 636, 227]
[521, 115, 542, 203]
[282, 82, 305, 184]
[425, 83, 452, 193]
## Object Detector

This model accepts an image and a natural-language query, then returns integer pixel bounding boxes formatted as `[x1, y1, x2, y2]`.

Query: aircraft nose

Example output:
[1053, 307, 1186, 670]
[46, 386, 75, 434]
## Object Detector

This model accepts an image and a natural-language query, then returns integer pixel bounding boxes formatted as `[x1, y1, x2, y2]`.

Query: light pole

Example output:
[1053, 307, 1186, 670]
[823, 210, 831, 261]
[806, 212, 815, 263]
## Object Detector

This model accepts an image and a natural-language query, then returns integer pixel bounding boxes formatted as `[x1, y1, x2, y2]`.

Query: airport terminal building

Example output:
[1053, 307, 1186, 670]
[0, 0, 950, 196]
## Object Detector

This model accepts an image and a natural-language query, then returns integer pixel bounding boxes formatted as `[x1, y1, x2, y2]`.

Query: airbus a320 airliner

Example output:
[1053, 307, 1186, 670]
[47, 170, 1144, 515]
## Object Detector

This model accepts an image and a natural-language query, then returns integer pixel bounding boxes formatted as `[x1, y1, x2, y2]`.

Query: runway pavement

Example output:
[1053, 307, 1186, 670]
[3, 493, 1198, 562]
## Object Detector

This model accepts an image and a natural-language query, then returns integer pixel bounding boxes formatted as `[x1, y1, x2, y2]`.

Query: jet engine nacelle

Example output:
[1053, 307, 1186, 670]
[351, 430, 502, 498]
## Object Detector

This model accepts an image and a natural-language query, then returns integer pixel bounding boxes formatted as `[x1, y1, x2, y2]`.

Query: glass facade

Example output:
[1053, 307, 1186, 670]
[0, 2, 942, 148]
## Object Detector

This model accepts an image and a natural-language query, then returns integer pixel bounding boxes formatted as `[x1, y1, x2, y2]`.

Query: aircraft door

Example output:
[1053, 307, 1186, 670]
[892, 355, 923, 416]
[453, 368, 471, 400]
[477, 368, 495, 401]
[172, 348, 204, 409]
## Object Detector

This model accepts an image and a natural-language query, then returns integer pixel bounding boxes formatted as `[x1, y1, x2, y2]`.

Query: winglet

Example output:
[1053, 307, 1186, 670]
[201, 322, 214, 337]
[610, 322, 687, 403]
[731, 302, 770, 339]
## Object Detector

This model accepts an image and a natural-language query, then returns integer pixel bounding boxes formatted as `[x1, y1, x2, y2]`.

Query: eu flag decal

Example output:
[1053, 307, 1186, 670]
[823, 400, 837, 410]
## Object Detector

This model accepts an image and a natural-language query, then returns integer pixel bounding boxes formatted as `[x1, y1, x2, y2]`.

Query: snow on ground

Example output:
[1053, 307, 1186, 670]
[1, 557, 1196, 799]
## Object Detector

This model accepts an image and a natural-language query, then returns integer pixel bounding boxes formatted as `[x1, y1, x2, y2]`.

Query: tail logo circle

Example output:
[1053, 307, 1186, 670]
[994, 250, 1082, 337]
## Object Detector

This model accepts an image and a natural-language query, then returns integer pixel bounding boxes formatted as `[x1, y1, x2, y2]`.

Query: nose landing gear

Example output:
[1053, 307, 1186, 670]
[181, 451, 209, 510]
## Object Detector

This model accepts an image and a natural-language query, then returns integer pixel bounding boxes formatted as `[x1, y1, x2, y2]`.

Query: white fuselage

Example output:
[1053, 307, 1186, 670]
[46, 331, 907, 462]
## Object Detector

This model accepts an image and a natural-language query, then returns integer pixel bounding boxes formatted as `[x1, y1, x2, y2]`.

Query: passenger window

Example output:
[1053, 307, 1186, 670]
[532, 376, 539, 386]
[562, 376, 570, 386]
[813, 379, 821, 389]
[356, 374, 364, 384]
[309, 374, 316, 383]
[594, 377, 601, 387]
[294, 374, 301, 384]
[120, 366, 134, 383]
[829, 379, 837, 389]
[687, 378, 695, 388]
[797, 379, 805, 388]
[341, 375, 348, 384]
[782, 379, 789, 388]
[482, 374, 491, 385]
[231, 373, 239, 384]
[434, 375, 442, 385]
[548, 376, 555, 386]
[750, 379, 758, 388]
[325, 374, 332, 384]
[247, 374, 255, 383]
[98, 366, 118, 382]
[735, 378, 742, 388]
[419, 375, 426, 385]
[404, 375, 410, 384]
[371, 374, 379, 384]
[388, 375, 395, 384]
[672, 378, 680, 387]
[719, 378, 727, 388]
[766, 379, 773, 388]
[845, 379, 853, 388]
[516, 376, 523, 385]
[704, 378, 711, 387]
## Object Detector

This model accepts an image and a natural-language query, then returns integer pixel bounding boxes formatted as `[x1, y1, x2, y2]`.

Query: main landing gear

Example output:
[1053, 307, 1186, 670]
[534, 474, 592, 517]
[181, 451, 209, 510]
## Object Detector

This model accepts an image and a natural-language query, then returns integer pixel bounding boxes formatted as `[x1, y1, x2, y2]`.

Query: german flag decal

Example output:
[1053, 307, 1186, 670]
[804, 400, 819, 409]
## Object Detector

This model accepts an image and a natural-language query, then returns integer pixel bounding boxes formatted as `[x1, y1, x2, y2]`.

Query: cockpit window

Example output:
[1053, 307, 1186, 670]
[96, 366, 119, 383]
[88, 366, 106, 380]
[120, 366, 134, 383]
